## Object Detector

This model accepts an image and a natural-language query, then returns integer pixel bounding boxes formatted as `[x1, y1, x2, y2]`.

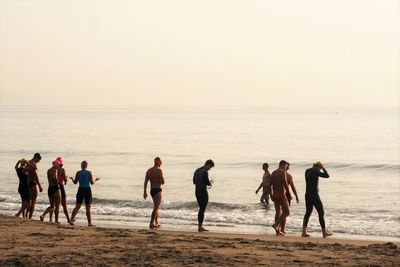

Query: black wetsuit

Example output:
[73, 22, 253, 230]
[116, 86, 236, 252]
[193, 167, 211, 224]
[302, 167, 330, 229]
[16, 167, 31, 200]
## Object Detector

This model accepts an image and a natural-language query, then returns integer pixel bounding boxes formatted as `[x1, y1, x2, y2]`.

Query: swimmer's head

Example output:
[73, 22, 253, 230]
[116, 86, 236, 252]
[56, 157, 63, 164]
[52, 160, 61, 169]
[81, 160, 88, 169]
[279, 160, 288, 169]
[204, 159, 215, 170]
[262, 163, 269, 170]
[20, 158, 28, 167]
[154, 157, 162, 167]
[313, 161, 323, 168]
[33, 153, 42, 163]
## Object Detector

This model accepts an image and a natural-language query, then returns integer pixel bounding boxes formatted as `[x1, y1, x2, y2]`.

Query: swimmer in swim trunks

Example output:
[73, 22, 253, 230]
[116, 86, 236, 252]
[269, 160, 291, 236]
[26, 153, 43, 219]
[281, 162, 300, 233]
[255, 163, 271, 205]
[143, 157, 165, 230]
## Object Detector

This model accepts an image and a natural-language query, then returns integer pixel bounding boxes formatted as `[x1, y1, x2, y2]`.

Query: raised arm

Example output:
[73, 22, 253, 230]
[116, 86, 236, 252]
[319, 168, 330, 178]
[15, 160, 20, 171]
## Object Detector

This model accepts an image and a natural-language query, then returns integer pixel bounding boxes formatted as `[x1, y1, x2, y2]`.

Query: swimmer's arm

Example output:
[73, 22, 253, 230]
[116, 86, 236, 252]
[160, 170, 165, 185]
[62, 169, 68, 184]
[283, 173, 290, 195]
[289, 179, 299, 203]
[256, 182, 263, 193]
[204, 171, 211, 186]
[34, 169, 43, 192]
[319, 168, 330, 178]
[71, 172, 79, 184]
[143, 172, 149, 199]
[15, 160, 20, 171]
[89, 171, 95, 185]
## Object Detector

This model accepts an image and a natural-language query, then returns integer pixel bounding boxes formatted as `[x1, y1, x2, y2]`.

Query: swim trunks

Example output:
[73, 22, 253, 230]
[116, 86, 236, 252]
[76, 187, 92, 205]
[150, 188, 162, 198]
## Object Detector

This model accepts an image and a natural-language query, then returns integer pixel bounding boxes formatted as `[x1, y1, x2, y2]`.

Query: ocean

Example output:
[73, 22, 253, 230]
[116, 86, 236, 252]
[0, 106, 399, 241]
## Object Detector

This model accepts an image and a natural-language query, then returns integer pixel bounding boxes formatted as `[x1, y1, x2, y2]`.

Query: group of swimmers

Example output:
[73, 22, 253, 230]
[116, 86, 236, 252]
[255, 160, 333, 237]
[15, 153, 100, 226]
[15, 153, 332, 238]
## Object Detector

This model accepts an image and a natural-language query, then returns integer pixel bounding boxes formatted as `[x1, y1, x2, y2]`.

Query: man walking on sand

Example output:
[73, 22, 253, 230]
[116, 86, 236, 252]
[27, 153, 43, 219]
[193, 159, 214, 232]
[270, 160, 290, 236]
[144, 157, 165, 230]
[302, 162, 333, 238]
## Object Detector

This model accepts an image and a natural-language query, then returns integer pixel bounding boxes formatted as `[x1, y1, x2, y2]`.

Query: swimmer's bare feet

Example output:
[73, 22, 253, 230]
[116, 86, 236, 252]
[88, 224, 96, 227]
[323, 230, 333, 238]
[272, 224, 280, 234]
[54, 221, 61, 225]
[39, 215, 44, 222]
[69, 217, 76, 225]
[198, 226, 209, 232]
[156, 224, 161, 228]
[149, 224, 158, 230]
[302, 233, 310, 237]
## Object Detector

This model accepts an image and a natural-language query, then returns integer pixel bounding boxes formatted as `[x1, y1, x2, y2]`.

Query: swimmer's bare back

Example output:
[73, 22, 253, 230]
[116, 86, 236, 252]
[146, 167, 164, 189]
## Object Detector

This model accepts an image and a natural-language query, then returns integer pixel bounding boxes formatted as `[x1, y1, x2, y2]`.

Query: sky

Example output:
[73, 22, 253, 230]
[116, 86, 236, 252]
[0, 0, 399, 106]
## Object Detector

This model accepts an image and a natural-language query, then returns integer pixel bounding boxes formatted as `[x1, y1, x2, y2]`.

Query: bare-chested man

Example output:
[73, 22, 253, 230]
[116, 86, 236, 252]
[255, 163, 271, 205]
[281, 162, 299, 233]
[27, 153, 43, 219]
[269, 160, 290, 236]
[143, 157, 165, 230]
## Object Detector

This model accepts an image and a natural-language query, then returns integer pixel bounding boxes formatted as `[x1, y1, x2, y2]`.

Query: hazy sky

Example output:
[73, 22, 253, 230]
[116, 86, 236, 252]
[0, 0, 398, 106]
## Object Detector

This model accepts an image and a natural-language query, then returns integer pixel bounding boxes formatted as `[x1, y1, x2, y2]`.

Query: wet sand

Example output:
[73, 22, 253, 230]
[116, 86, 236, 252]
[0, 215, 398, 266]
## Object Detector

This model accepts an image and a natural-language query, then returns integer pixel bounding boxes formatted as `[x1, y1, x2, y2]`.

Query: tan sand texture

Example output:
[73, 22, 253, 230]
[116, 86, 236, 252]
[0, 215, 398, 266]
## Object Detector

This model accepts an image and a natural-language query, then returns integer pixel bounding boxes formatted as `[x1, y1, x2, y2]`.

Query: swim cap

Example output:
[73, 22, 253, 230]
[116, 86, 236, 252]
[52, 160, 61, 168]
[56, 157, 64, 164]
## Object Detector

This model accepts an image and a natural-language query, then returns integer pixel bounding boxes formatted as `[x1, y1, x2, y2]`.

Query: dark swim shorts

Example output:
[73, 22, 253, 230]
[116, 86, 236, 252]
[76, 187, 92, 205]
[150, 188, 162, 198]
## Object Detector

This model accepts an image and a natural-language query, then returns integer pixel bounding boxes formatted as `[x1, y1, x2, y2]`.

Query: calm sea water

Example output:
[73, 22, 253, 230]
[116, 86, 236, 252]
[0, 106, 399, 240]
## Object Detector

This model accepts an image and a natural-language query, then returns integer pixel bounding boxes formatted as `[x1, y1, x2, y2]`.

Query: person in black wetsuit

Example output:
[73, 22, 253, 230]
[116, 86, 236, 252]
[302, 162, 333, 238]
[15, 159, 31, 218]
[193, 159, 214, 232]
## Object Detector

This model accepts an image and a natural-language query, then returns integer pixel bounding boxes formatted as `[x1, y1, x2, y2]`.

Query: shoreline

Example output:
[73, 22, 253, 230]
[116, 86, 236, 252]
[2, 210, 400, 243]
[1, 215, 399, 266]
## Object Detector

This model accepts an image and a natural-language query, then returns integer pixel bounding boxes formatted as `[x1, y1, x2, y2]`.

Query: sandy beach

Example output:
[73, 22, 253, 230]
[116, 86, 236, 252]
[0, 215, 398, 266]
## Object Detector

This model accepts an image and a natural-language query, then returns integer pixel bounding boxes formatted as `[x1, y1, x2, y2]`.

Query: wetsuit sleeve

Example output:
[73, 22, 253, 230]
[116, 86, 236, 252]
[204, 171, 211, 186]
[319, 169, 330, 178]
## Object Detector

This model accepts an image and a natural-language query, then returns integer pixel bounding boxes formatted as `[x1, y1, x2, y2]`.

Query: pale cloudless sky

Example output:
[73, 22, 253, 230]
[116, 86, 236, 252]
[0, 0, 398, 106]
